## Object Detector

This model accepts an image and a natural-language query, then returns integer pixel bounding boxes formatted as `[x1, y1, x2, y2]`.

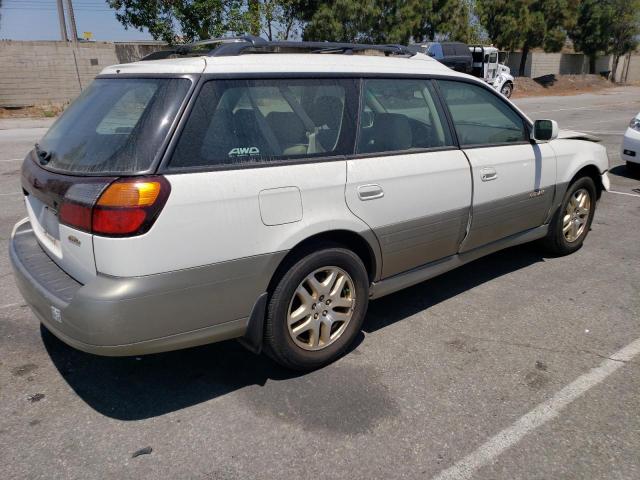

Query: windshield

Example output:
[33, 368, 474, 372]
[37, 78, 190, 174]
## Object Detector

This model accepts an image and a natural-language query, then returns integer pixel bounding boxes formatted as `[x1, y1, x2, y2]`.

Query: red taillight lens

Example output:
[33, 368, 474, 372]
[58, 176, 170, 237]
[92, 208, 147, 235]
[59, 202, 92, 232]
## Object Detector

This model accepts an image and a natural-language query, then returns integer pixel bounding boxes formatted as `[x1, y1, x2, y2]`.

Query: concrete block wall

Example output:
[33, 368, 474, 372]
[0, 40, 163, 108]
[503, 50, 640, 82]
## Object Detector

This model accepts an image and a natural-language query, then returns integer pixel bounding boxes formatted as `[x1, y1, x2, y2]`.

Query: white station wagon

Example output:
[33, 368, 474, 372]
[10, 37, 610, 370]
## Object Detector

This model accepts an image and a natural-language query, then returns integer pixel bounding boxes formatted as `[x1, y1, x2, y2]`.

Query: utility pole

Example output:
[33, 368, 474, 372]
[56, 0, 69, 41]
[65, 0, 79, 42]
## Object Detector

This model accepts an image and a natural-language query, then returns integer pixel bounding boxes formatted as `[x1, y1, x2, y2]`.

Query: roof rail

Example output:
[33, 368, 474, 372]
[141, 37, 414, 61]
[141, 35, 267, 60]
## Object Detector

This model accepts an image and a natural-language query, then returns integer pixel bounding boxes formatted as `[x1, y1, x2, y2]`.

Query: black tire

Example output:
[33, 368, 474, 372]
[501, 82, 513, 98]
[627, 161, 640, 176]
[542, 176, 597, 256]
[264, 246, 369, 371]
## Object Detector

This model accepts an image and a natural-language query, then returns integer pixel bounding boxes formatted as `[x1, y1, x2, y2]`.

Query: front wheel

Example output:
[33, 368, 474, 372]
[500, 82, 513, 98]
[542, 177, 596, 255]
[264, 247, 369, 371]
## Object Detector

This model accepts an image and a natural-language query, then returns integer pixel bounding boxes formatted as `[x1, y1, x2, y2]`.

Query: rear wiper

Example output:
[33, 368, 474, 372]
[34, 143, 52, 165]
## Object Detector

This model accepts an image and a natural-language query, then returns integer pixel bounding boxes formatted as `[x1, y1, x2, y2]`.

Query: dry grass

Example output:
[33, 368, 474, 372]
[0, 104, 66, 119]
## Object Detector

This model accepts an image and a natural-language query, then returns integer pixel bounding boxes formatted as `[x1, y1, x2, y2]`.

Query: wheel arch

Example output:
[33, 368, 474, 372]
[569, 164, 605, 200]
[267, 230, 381, 295]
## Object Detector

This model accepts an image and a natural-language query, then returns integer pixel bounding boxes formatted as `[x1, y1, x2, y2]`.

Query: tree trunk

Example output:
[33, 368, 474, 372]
[611, 54, 620, 83]
[588, 55, 596, 74]
[519, 43, 530, 77]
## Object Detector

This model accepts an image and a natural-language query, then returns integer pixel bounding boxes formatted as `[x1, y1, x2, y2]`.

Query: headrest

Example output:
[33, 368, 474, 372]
[310, 96, 344, 129]
[371, 113, 412, 151]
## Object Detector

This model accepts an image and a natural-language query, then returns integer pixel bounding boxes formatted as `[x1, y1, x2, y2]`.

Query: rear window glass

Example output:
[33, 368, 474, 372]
[39, 78, 190, 174]
[169, 78, 358, 169]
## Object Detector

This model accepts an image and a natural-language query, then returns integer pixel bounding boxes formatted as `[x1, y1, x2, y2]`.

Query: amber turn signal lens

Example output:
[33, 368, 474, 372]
[97, 181, 161, 207]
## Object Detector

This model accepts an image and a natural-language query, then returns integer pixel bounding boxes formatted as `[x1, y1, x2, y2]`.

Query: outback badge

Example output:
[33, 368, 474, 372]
[67, 235, 81, 247]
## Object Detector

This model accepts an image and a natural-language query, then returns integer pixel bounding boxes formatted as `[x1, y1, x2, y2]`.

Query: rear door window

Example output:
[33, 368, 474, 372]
[169, 79, 358, 169]
[437, 80, 528, 146]
[357, 78, 453, 154]
[39, 78, 191, 174]
[454, 44, 470, 57]
[442, 44, 456, 56]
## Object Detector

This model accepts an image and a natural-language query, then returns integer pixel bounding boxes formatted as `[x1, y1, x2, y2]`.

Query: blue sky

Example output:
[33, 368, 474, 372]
[0, 0, 152, 41]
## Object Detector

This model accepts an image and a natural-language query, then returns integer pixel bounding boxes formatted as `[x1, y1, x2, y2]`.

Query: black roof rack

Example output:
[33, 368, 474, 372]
[141, 36, 414, 61]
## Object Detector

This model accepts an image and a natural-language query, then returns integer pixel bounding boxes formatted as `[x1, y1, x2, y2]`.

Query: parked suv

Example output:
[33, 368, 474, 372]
[10, 38, 610, 371]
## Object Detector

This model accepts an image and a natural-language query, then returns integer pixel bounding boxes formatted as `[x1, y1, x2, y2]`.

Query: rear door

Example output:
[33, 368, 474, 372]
[436, 79, 556, 251]
[345, 78, 472, 278]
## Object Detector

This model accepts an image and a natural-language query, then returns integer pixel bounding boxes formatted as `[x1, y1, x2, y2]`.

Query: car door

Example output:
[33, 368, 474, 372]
[436, 79, 556, 252]
[345, 78, 472, 278]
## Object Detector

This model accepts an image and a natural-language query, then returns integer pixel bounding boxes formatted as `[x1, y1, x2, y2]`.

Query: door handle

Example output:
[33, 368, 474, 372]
[480, 167, 497, 182]
[357, 184, 384, 201]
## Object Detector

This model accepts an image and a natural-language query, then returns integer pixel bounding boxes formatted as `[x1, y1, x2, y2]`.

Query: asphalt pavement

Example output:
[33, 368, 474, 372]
[0, 86, 639, 480]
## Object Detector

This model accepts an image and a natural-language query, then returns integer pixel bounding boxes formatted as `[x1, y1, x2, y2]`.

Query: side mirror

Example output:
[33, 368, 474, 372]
[532, 119, 558, 142]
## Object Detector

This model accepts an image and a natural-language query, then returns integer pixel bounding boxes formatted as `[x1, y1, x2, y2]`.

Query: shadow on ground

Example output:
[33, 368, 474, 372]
[610, 164, 640, 181]
[43, 243, 545, 421]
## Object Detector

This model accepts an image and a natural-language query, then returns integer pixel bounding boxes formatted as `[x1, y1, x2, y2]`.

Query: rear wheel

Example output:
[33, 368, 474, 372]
[543, 177, 596, 255]
[627, 161, 639, 176]
[264, 247, 369, 371]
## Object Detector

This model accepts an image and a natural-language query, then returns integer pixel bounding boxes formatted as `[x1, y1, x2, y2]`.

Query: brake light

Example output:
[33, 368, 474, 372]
[59, 176, 170, 237]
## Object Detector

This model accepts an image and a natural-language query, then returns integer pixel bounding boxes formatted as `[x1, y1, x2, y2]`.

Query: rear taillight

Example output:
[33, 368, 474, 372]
[59, 176, 170, 237]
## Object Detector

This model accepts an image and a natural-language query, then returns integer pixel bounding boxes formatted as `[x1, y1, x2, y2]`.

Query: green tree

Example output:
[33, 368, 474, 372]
[262, 0, 303, 40]
[107, 0, 252, 43]
[301, 0, 477, 44]
[568, 0, 611, 74]
[477, 0, 578, 76]
[608, 0, 640, 82]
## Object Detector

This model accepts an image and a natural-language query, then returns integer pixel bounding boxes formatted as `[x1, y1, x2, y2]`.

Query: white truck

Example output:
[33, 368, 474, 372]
[469, 45, 515, 98]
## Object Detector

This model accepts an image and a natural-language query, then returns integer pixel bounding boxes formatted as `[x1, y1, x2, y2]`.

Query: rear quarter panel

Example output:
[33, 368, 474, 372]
[93, 161, 373, 277]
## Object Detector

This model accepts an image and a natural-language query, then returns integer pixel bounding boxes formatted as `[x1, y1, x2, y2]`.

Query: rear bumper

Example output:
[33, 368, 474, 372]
[10, 220, 284, 356]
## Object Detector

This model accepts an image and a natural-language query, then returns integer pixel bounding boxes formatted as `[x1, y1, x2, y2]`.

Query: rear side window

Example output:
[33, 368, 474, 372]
[39, 78, 191, 174]
[357, 79, 453, 154]
[170, 79, 358, 169]
[437, 80, 528, 146]
[442, 44, 456, 56]
[454, 44, 470, 57]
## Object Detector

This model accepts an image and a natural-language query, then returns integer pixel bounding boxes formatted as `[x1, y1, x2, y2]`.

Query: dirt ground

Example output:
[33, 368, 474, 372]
[512, 74, 614, 98]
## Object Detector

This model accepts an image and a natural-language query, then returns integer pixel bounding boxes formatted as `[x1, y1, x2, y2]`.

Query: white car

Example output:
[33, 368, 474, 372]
[10, 37, 610, 370]
[622, 113, 640, 171]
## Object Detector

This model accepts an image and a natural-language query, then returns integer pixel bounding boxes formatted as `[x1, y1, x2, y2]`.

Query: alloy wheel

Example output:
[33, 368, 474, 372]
[287, 266, 356, 351]
[563, 188, 591, 243]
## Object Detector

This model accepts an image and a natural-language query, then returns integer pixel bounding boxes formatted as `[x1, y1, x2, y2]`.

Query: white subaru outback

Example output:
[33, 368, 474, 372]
[10, 38, 610, 370]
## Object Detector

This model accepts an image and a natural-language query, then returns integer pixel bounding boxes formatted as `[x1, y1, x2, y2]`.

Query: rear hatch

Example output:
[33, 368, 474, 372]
[20, 77, 192, 283]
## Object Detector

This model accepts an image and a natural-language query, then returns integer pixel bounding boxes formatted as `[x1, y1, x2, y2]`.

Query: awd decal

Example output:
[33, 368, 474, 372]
[229, 147, 260, 157]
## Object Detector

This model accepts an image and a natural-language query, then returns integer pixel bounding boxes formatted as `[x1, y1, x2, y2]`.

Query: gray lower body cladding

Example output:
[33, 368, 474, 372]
[375, 207, 469, 277]
[460, 188, 555, 252]
[10, 221, 286, 356]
